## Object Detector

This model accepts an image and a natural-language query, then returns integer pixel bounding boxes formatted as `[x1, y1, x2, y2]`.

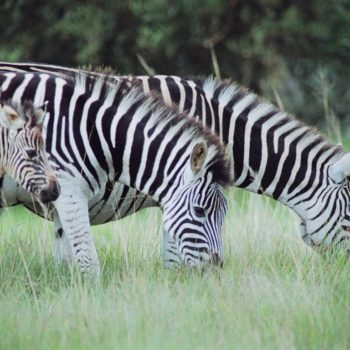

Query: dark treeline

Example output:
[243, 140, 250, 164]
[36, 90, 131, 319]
[1, 0, 349, 129]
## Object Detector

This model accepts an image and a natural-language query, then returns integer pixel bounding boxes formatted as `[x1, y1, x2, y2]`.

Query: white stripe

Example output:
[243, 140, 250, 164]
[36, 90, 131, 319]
[187, 80, 198, 118]
[12, 73, 33, 102]
[0, 73, 16, 91]
[110, 89, 141, 148]
[60, 116, 74, 163]
[173, 76, 186, 112]
[33, 74, 49, 106]
[158, 77, 173, 106]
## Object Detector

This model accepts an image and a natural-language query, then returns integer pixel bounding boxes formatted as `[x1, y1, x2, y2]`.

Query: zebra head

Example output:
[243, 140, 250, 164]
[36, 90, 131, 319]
[0, 99, 60, 204]
[299, 151, 350, 250]
[162, 141, 233, 269]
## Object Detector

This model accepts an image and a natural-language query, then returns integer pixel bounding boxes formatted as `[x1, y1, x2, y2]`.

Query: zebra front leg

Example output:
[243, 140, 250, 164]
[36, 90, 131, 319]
[53, 210, 75, 265]
[163, 228, 181, 269]
[53, 186, 100, 280]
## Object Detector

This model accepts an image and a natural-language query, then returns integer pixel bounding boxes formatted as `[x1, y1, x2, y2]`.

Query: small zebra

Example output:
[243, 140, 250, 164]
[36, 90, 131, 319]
[0, 97, 60, 205]
[0, 70, 233, 278]
[1, 63, 350, 263]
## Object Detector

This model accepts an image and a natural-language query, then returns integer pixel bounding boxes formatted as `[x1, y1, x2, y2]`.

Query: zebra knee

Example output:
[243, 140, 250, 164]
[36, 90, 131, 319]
[55, 228, 63, 239]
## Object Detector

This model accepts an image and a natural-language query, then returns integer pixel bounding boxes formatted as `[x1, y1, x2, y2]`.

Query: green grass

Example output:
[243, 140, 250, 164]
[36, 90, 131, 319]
[1, 190, 350, 349]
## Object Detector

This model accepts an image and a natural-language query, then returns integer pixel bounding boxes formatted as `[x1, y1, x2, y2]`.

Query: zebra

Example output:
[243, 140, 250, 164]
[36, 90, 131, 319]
[0, 69, 233, 278]
[1, 63, 350, 263]
[0, 97, 60, 205]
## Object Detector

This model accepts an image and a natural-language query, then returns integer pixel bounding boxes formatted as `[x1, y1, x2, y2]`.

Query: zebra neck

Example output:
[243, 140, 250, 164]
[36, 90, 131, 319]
[212, 91, 342, 219]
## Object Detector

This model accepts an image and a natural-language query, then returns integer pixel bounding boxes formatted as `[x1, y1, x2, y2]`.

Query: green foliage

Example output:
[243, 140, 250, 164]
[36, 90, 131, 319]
[0, 0, 349, 128]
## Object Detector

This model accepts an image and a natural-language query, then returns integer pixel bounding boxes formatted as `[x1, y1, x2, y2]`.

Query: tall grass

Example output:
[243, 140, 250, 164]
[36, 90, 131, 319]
[1, 190, 350, 349]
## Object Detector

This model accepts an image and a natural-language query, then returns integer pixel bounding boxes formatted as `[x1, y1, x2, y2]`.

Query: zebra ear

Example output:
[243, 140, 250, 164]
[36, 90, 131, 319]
[22, 100, 47, 128]
[190, 141, 208, 175]
[32, 101, 48, 127]
[225, 142, 235, 183]
[329, 153, 350, 183]
[34, 106, 47, 127]
[0, 102, 25, 129]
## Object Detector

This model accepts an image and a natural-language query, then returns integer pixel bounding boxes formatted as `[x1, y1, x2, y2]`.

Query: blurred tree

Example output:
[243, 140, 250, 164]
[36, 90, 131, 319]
[0, 0, 349, 127]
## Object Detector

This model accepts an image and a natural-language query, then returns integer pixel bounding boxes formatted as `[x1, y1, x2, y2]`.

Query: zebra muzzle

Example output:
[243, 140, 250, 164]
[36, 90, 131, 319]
[39, 180, 60, 203]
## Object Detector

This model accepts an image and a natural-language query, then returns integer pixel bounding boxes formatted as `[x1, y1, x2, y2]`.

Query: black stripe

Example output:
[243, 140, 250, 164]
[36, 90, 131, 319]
[0, 74, 25, 99]
[129, 111, 151, 187]
[110, 102, 141, 182]
[148, 77, 161, 94]
[166, 77, 181, 104]
[272, 131, 306, 199]
[259, 121, 295, 193]
[21, 74, 41, 101]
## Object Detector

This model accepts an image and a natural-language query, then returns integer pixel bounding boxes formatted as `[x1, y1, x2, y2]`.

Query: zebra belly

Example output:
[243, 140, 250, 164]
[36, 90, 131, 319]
[3, 175, 157, 225]
[87, 183, 158, 225]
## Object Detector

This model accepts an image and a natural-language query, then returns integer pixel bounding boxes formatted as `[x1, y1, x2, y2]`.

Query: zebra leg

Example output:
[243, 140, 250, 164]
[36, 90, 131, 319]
[53, 185, 100, 279]
[53, 211, 75, 265]
[163, 228, 181, 269]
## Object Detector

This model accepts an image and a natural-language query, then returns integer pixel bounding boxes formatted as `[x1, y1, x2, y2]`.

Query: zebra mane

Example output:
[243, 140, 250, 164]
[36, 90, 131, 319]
[78, 64, 117, 76]
[202, 77, 344, 161]
[69, 71, 232, 187]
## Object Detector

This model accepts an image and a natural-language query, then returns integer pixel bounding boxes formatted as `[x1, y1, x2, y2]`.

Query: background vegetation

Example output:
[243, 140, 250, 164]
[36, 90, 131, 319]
[1, 0, 349, 131]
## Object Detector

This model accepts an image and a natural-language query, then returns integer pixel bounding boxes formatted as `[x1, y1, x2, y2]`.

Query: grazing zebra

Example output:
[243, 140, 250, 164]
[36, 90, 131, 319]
[1, 63, 350, 262]
[0, 69, 233, 278]
[0, 97, 60, 204]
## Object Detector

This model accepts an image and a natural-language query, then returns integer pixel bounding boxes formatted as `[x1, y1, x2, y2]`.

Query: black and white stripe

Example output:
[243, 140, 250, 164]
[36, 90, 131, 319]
[1, 63, 350, 262]
[0, 69, 231, 277]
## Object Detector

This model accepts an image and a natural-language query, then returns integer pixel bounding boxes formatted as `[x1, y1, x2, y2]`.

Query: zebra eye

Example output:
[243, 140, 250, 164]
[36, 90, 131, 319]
[343, 225, 350, 232]
[26, 149, 37, 160]
[193, 206, 206, 218]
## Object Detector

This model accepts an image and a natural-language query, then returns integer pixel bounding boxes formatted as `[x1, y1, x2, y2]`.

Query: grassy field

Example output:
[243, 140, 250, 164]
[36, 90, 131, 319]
[1, 189, 350, 350]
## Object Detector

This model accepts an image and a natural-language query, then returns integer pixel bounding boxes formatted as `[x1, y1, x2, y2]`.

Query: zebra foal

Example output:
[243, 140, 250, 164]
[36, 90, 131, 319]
[0, 97, 59, 205]
[0, 70, 233, 278]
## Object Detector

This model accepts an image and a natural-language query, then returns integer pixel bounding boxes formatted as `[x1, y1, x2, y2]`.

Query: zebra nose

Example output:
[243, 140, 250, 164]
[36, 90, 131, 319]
[210, 253, 223, 267]
[51, 181, 60, 198]
[40, 181, 60, 203]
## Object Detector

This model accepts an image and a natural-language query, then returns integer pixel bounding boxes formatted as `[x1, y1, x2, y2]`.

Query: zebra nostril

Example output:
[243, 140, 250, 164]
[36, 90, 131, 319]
[51, 182, 60, 198]
[39, 181, 60, 203]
